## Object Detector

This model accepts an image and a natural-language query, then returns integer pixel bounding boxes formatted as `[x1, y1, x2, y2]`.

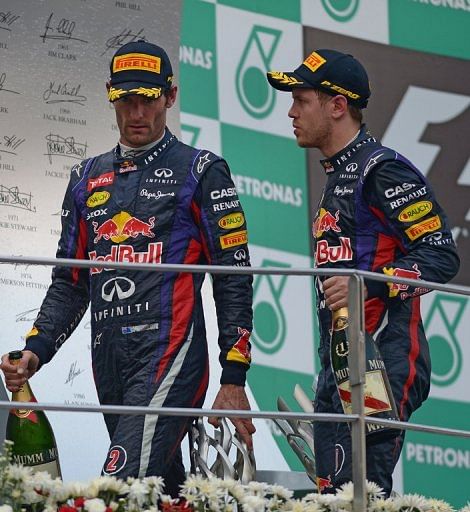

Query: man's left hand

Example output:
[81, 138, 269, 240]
[209, 384, 256, 450]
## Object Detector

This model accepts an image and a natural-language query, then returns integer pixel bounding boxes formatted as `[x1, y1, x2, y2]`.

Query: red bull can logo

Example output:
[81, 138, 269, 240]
[383, 263, 421, 297]
[227, 327, 252, 365]
[92, 212, 155, 244]
[118, 161, 138, 174]
[313, 208, 341, 238]
[316, 475, 333, 492]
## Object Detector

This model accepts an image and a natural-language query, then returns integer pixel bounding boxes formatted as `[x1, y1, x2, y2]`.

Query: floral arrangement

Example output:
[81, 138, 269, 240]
[1, 441, 469, 512]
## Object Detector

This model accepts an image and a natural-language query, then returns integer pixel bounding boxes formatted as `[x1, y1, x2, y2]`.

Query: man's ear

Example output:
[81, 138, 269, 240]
[165, 85, 178, 108]
[330, 94, 349, 119]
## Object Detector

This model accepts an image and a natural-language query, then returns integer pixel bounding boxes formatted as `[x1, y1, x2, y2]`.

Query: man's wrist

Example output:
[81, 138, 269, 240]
[220, 363, 247, 386]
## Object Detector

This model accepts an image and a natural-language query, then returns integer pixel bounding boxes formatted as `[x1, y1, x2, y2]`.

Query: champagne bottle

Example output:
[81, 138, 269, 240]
[5, 350, 62, 478]
[330, 308, 399, 440]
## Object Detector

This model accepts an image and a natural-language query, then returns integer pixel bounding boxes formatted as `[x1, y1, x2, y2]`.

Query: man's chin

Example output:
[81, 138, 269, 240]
[126, 134, 150, 147]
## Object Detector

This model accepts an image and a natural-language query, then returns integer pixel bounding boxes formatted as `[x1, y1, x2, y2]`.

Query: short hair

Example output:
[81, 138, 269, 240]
[314, 89, 363, 124]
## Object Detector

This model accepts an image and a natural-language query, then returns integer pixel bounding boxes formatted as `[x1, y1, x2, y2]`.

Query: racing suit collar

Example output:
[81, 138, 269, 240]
[113, 127, 177, 173]
[320, 124, 376, 174]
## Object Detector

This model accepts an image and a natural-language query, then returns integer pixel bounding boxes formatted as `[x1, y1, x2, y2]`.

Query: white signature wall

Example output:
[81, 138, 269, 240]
[0, 0, 182, 481]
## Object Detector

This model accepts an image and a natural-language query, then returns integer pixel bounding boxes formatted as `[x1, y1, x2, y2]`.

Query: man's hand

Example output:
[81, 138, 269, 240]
[0, 350, 39, 392]
[323, 276, 368, 310]
[209, 384, 256, 450]
[323, 276, 351, 310]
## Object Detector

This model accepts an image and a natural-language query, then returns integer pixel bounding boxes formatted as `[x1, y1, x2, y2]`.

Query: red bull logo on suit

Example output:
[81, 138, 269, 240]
[92, 212, 156, 244]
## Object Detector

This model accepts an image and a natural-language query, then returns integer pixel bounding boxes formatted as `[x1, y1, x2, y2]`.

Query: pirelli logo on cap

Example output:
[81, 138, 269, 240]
[303, 51, 326, 72]
[113, 53, 161, 74]
[405, 215, 442, 241]
[220, 230, 247, 249]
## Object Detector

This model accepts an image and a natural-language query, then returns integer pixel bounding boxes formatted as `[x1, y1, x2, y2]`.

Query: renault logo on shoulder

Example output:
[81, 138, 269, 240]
[102, 277, 136, 302]
[154, 168, 173, 178]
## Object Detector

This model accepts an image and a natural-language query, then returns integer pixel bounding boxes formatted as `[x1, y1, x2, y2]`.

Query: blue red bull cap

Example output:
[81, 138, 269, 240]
[267, 48, 370, 109]
[108, 40, 173, 102]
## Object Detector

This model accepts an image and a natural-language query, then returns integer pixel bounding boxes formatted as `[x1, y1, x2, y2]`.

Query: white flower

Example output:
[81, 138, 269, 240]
[459, 505, 470, 512]
[285, 501, 308, 512]
[423, 498, 455, 512]
[242, 494, 267, 512]
[246, 480, 269, 496]
[86, 475, 127, 498]
[84, 498, 108, 512]
[181, 474, 205, 494]
[316, 492, 341, 508]
[6, 463, 32, 482]
[62, 480, 88, 497]
[393, 493, 428, 511]
[302, 492, 321, 503]
[142, 477, 164, 505]
[270, 484, 293, 501]
[336, 482, 354, 502]
[107, 500, 122, 511]
[366, 480, 385, 499]
[198, 477, 222, 498]
[0, 506, 13, 512]
[127, 479, 150, 507]
[368, 498, 398, 512]
[179, 492, 199, 505]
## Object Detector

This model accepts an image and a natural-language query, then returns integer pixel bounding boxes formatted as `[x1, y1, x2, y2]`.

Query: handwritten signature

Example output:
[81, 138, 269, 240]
[15, 308, 40, 322]
[102, 28, 146, 55]
[0, 185, 36, 212]
[0, 134, 25, 155]
[43, 81, 87, 106]
[65, 360, 85, 386]
[0, 72, 20, 96]
[40, 13, 88, 44]
[0, 10, 20, 32]
[45, 133, 87, 164]
[10, 257, 49, 271]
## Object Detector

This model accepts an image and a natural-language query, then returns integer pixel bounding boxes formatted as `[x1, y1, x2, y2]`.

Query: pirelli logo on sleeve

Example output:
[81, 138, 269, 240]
[220, 230, 247, 249]
[113, 53, 161, 74]
[405, 215, 442, 241]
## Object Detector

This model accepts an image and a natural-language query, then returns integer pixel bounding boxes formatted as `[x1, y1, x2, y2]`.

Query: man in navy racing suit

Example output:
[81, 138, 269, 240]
[267, 49, 460, 495]
[0, 41, 255, 495]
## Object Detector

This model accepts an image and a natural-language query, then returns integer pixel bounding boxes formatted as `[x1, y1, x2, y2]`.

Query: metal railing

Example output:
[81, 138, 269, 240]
[0, 254, 469, 511]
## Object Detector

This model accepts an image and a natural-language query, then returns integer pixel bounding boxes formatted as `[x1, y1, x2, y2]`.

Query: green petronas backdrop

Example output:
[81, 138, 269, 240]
[180, 0, 470, 507]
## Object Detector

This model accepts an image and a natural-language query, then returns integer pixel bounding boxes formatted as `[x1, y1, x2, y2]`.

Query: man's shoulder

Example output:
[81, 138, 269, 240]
[174, 141, 226, 177]
[69, 149, 114, 179]
[359, 143, 422, 182]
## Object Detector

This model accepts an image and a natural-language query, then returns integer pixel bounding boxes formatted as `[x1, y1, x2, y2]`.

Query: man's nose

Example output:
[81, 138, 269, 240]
[131, 103, 145, 118]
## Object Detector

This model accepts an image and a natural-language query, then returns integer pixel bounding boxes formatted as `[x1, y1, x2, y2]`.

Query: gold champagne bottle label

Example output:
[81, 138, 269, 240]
[332, 307, 349, 331]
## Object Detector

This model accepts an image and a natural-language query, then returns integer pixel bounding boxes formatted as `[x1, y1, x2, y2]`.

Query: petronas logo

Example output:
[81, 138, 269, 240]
[424, 294, 467, 386]
[236, 26, 281, 119]
[251, 260, 289, 354]
[321, 0, 360, 22]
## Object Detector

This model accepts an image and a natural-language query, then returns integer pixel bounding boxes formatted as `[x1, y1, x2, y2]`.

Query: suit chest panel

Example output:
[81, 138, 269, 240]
[83, 152, 195, 252]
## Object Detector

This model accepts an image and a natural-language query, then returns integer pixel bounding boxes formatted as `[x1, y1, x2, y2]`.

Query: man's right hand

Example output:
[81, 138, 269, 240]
[0, 350, 39, 392]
